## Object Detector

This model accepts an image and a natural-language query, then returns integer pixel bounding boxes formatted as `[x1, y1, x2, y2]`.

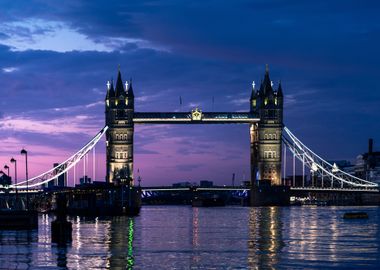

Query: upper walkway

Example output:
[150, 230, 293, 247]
[133, 111, 259, 124]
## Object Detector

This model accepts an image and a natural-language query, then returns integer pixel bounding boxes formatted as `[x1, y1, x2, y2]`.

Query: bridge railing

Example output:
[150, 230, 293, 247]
[283, 126, 378, 189]
[1, 126, 108, 189]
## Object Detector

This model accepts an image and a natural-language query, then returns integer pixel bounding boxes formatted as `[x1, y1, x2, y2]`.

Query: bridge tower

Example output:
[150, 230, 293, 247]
[105, 70, 135, 184]
[250, 65, 284, 186]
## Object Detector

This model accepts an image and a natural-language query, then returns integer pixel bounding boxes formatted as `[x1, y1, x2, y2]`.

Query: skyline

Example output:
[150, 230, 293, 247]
[1, 0, 380, 186]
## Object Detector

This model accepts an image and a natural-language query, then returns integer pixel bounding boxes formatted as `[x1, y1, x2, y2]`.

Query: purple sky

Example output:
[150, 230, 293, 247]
[1, 0, 380, 186]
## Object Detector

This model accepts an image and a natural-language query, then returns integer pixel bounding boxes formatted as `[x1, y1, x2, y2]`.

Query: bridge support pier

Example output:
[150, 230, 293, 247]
[51, 193, 72, 244]
[250, 181, 290, 206]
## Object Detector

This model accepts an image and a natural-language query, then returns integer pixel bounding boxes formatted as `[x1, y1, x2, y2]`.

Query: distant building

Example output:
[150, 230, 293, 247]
[46, 163, 67, 188]
[80, 176, 92, 185]
[200, 180, 213, 187]
[355, 139, 380, 184]
[172, 181, 193, 188]
[54, 163, 67, 187]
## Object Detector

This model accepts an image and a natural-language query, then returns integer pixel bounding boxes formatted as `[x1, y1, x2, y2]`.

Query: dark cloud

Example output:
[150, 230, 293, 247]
[175, 164, 203, 172]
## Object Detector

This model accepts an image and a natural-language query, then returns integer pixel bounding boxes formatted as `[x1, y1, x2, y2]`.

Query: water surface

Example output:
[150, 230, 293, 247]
[0, 206, 379, 269]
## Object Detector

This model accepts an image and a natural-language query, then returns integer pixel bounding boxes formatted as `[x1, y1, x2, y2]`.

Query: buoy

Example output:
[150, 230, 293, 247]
[343, 212, 368, 219]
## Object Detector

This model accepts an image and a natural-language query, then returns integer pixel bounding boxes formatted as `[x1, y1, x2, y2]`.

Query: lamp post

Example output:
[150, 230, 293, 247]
[21, 149, 29, 210]
[10, 158, 17, 197]
[4, 165, 10, 176]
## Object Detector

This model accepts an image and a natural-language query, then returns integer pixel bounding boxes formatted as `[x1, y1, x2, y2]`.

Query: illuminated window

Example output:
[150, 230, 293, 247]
[274, 97, 278, 105]
[125, 99, 128, 105]
[106, 99, 109, 107]
[252, 99, 256, 107]
[264, 98, 268, 105]
[115, 100, 118, 106]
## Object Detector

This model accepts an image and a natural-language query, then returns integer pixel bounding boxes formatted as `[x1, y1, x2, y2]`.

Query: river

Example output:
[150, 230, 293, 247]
[0, 206, 379, 269]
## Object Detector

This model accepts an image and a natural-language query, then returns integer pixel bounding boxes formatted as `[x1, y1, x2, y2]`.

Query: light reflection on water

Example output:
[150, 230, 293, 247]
[0, 206, 379, 269]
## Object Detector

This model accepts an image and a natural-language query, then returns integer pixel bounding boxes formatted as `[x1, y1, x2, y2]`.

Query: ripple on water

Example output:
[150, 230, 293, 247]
[0, 206, 379, 269]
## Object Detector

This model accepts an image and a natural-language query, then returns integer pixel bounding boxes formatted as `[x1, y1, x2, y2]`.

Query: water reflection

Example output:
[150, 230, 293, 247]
[106, 217, 135, 269]
[248, 207, 284, 270]
[56, 245, 69, 269]
[0, 207, 379, 269]
[0, 227, 38, 269]
[192, 207, 199, 248]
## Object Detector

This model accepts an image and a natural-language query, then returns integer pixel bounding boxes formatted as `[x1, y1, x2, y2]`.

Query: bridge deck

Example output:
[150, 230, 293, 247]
[133, 112, 259, 124]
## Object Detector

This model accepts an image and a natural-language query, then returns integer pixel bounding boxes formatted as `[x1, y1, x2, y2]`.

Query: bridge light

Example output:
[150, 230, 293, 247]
[311, 162, 318, 172]
[332, 163, 339, 173]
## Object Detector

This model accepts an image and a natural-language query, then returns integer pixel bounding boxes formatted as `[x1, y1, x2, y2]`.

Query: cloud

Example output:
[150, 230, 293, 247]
[0, 19, 169, 53]
[52, 101, 103, 112]
[2, 66, 18, 73]
[0, 115, 100, 135]
[230, 98, 248, 106]
[175, 164, 203, 172]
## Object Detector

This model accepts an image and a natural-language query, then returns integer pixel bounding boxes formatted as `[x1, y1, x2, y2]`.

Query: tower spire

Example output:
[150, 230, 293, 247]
[127, 77, 134, 98]
[277, 80, 283, 97]
[262, 64, 273, 95]
[115, 69, 126, 97]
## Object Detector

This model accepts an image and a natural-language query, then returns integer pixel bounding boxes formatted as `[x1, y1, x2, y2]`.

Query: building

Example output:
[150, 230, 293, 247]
[172, 181, 193, 188]
[79, 175, 92, 185]
[355, 139, 380, 184]
[250, 65, 284, 186]
[199, 180, 213, 187]
[105, 70, 134, 184]
[54, 163, 67, 187]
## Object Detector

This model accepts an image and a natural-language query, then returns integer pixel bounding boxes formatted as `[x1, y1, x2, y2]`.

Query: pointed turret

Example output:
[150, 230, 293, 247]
[277, 81, 283, 97]
[105, 80, 115, 100]
[126, 78, 134, 98]
[262, 64, 274, 96]
[115, 70, 126, 97]
[250, 81, 257, 100]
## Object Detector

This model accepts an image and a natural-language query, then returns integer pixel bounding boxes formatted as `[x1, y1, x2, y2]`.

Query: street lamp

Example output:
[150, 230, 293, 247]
[10, 158, 17, 197]
[21, 149, 29, 210]
[4, 165, 10, 176]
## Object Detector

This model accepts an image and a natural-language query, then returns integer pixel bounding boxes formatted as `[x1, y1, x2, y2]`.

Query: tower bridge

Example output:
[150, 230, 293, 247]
[1, 65, 378, 207]
[105, 64, 284, 190]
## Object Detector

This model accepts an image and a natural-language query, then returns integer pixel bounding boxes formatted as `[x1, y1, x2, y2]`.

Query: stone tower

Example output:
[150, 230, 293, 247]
[250, 65, 284, 186]
[105, 70, 135, 184]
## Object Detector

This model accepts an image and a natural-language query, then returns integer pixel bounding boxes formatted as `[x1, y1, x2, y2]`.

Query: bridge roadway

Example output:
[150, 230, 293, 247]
[133, 112, 259, 124]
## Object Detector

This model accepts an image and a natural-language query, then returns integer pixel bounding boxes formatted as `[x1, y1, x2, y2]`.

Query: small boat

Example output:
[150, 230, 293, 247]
[343, 212, 369, 219]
